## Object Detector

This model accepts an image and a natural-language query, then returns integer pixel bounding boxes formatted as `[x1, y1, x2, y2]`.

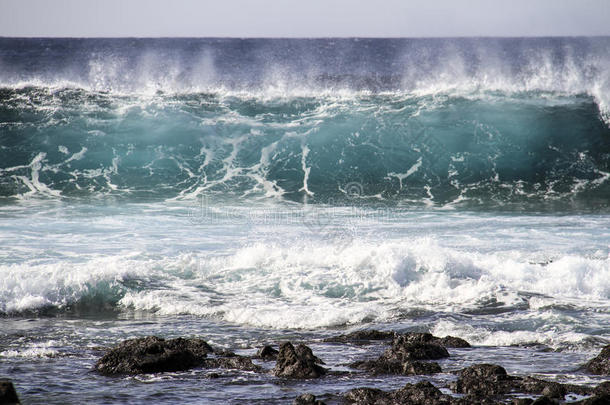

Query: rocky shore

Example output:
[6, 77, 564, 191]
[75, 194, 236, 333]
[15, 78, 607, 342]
[87, 330, 610, 404]
[4, 330, 608, 404]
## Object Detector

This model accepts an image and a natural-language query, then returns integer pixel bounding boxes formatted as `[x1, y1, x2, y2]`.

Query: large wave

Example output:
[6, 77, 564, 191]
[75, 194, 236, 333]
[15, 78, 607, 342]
[1, 38, 609, 208]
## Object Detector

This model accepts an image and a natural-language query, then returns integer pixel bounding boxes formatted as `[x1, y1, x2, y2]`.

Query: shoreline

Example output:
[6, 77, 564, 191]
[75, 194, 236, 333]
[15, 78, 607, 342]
[3, 327, 609, 404]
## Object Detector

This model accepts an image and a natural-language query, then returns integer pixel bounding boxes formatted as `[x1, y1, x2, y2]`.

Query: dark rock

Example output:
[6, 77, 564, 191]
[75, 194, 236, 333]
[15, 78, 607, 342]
[383, 335, 450, 362]
[256, 345, 279, 360]
[293, 393, 326, 405]
[595, 381, 610, 395]
[397, 332, 437, 344]
[0, 379, 20, 405]
[345, 381, 454, 405]
[324, 330, 470, 348]
[324, 330, 396, 343]
[208, 373, 220, 379]
[394, 332, 470, 348]
[204, 355, 261, 372]
[350, 358, 441, 375]
[450, 364, 518, 397]
[520, 377, 566, 399]
[95, 336, 213, 375]
[436, 335, 471, 348]
[520, 376, 592, 397]
[586, 345, 610, 375]
[273, 342, 327, 378]
[391, 381, 451, 404]
[531, 396, 558, 405]
[348, 333, 446, 376]
[344, 387, 388, 404]
[541, 384, 566, 399]
[213, 348, 236, 357]
[576, 394, 610, 405]
[512, 399, 534, 405]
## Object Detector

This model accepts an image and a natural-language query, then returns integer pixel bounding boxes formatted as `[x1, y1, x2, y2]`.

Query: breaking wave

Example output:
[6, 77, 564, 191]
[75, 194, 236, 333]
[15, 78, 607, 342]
[1, 38, 609, 209]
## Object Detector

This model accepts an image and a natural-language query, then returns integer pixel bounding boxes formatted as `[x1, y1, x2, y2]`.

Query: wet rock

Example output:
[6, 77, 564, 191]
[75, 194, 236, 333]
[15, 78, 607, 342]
[382, 334, 450, 362]
[350, 358, 441, 375]
[256, 345, 279, 360]
[95, 336, 213, 375]
[520, 377, 566, 399]
[293, 393, 326, 405]
[450, 364, 518, 397]
[273, 342, 327, 378]
[344, 387, 388, 404]
[531, 396, 558, 405]
[0, 379, 20, 405]
[393, 332, 470, 348]
[594, 381, 610, 395]
[324, 329, 396, 343]
[436, 335, 471, 348]
[392, 381, 452, 404]
[576, 394, 610, 405]
[512, 399, 534, 405]
[520, 376, 592, 397]
[213, 348, 236, 357]
[345, 381, 453, 405]
[585, 345, 610, 375]
[204, 355, 261, 372]
[324, 330, 470, 348]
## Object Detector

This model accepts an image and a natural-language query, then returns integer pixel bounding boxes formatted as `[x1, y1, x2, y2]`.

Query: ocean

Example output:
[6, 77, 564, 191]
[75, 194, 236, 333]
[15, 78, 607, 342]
[0, 37, 609, 404]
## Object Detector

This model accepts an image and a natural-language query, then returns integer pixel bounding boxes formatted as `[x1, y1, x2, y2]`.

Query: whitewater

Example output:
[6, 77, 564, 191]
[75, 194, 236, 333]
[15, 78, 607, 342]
[0, 37, 609, 404]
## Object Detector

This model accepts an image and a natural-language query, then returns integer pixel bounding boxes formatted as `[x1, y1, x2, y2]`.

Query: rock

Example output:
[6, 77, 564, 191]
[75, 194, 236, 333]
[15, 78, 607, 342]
[576, 394, 610, 405]
[531, 396, 558, 405]
[324, 330, 470, 348]
[273, 342, 327, 378]
[594, 381, 610, 395]
[520, 377, 566, 399]
[0, 380, 20, 405]
[382, 335, 450, 362]
[256, 345, 279, 360]
[512, 399, 534, 405]
[350, 358, 441, 375]
[520, 376, 592, 397]
[213, 348, 236, 357]
[436, 335, 471, 348]
[204, 355, 261, 372]
[293, 393, 326, 405]
[393, 332, 470, 348]
[344, 381, 453, 405]
[348, 333, 446, 376]
[392, 381, 451, 404]
[95, 336, 213, 375]
[585, 345, 610, 375]
[324, 330, 396, 343]
[450, 364, 518, 397]
[344, 387, 388, 404]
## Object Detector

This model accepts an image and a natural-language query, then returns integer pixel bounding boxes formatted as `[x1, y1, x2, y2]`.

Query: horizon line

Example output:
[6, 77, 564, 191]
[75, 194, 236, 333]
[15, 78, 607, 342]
[2, 35, 610, 40]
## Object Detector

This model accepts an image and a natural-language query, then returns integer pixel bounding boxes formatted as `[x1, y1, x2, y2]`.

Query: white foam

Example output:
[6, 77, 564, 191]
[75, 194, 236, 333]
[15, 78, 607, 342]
[431, 319, 595, 350]
[2, 232, 608, 339]
[0, 341, 60, 358]
[0, 253, 149, 313]
[114, 238, 609, 331]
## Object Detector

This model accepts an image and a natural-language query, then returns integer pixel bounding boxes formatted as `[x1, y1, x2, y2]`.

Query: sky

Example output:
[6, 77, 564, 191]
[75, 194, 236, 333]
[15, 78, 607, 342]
[0, 0, 609, 38]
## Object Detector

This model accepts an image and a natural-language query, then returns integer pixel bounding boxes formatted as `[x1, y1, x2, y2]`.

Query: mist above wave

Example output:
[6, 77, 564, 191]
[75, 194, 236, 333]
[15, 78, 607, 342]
[0, 37, 609, 107]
